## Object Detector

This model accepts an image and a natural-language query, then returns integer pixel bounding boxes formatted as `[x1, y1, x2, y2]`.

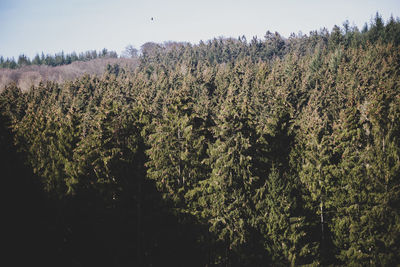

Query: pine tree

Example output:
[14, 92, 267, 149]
[297, 104, 337, 265]
[0, 83, 26, 122]
[202, 90, 258, 254]
[252, 92, 309, 265]
[361, 83, 400, 264]
[70, 88, 144, 201]
[331, 106, 370, 264]
[146, 83, 210, 210]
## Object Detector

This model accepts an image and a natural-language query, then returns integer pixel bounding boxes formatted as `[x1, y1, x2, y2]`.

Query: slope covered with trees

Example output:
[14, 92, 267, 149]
[0, 49, 119, 69]
[1, 14, 400, 266]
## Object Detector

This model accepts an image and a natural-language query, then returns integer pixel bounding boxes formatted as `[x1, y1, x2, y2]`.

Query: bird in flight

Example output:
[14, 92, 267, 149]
[151, 17, 154, 21]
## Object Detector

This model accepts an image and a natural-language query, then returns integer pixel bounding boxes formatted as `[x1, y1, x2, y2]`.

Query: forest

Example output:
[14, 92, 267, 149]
[0, 48, 119, 69]
[1, 14, 400, 266]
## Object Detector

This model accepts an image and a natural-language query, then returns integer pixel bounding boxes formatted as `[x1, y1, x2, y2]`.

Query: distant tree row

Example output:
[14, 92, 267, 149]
[0, 48, 118, 69]
[136, 13, 400, 68]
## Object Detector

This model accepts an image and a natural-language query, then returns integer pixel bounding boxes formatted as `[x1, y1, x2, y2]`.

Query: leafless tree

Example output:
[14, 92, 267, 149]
[122, 45, 138, 58]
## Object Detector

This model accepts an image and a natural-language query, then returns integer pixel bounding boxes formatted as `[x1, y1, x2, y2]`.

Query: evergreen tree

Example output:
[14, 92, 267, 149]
[69, 87, 144, 201]
[331, 106, 371, 264]
[297, 104, 337, 265]
[202, 90, 258, 259]
[146, 83, 210, 210]
[254, 166, 307, 266]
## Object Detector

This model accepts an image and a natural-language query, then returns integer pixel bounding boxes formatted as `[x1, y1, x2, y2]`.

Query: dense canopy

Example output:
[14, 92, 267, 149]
[1, 14, 400, 266]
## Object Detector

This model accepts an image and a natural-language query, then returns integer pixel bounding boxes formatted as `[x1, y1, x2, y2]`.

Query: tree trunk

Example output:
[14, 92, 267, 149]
[320, 199, 324, 241]
[320, 198, 325, 262]
[137, 174, 142, 265]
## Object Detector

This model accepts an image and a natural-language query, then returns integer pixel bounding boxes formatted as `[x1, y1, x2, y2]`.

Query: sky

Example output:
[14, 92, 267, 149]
[0, 0, 399, 59]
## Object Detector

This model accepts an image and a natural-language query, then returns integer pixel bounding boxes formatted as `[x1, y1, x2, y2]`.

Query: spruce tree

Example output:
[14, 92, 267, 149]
[146, 83, 210, 211]
[202, 89, 258, 255]
[331, 106, 370, 264]
[297, 104, 337, 265]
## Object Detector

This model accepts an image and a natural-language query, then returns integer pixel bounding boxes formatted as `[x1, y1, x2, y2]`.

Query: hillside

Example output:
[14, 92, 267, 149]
[1, 14, 400, 266]
[0, 57, 138, 91]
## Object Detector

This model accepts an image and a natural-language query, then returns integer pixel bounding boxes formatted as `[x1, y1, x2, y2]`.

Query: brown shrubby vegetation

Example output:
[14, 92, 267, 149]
[0, 58, 138, 91]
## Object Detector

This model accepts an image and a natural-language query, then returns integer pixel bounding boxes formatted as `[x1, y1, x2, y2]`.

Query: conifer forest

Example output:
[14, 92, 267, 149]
[1, 15, 400, 266]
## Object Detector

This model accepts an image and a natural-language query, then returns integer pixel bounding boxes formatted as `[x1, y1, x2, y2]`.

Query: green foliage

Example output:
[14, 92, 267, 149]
[203, 93, 258, 248]
[254, 166, 308, 266]
[1, 15, 400, 266]
[0, 48, 118, 69]
[146, 83, 210, 209]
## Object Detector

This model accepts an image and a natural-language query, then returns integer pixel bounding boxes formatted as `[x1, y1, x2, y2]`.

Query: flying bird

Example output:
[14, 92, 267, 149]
[151, 17, 154, 21]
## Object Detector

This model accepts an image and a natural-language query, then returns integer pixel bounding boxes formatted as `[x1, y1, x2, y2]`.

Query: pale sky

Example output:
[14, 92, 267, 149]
[0, 0, 399, 59]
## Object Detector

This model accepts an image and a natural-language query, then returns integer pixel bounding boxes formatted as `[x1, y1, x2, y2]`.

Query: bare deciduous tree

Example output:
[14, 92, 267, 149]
[122, 45, 138, 58]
